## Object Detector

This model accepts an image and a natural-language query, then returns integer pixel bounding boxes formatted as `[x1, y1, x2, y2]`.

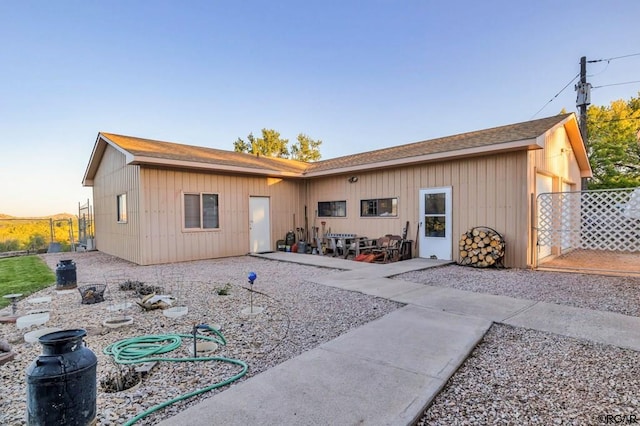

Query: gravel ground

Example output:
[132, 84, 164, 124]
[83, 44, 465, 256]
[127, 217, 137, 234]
[395, 264, 640, 317]
[395, 265, 640, 425]
[417, 324, 640, 426]
[3, 256, 640, 426]
[0, 252, 401, 426]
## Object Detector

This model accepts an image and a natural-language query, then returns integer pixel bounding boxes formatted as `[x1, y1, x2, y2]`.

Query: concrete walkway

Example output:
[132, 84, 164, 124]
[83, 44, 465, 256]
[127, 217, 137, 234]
[159, 252, 640, 426]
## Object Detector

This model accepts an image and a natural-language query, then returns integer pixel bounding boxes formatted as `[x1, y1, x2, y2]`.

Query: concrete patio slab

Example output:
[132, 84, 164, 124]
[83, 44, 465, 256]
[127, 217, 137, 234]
[504, 301, 640, 351]
[392, 285, 538, 322]
[321, 305, 492, 378]
[308, 276, 426, 300]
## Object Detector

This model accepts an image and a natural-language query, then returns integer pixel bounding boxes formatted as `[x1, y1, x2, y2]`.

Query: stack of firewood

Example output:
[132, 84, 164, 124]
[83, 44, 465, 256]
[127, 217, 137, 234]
[458, 227, 505, 268]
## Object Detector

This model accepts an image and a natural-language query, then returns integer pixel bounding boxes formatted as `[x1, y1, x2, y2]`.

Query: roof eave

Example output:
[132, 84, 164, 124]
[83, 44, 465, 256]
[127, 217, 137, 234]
[562, 115, 593, 178]
[83, 133, 136, 186]
[130, 156, 304, 178]
[304, 138, 542, 177]
[82, 134, 106, 187]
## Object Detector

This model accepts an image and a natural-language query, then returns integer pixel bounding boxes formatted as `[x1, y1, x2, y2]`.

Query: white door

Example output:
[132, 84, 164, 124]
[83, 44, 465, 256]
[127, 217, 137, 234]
[419, 187, 452, 260]
[536, 174, 553, 259]
[249, 197, 271, 253]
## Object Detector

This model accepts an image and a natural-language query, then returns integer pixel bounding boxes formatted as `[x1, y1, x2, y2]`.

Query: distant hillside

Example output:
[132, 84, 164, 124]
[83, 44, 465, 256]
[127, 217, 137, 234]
[0, 213, 75, 220]
[50, 213, 75, 220]
[0, 214, 78, 252]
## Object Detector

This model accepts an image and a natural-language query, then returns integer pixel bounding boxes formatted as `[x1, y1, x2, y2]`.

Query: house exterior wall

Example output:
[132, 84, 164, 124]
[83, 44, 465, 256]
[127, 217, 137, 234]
[89, 122, 585, 268]
[136, 167, 305, 265]
[528, 124, 583, 263]
[92, 146, 143, 264]
[306, 151, 530, 268]
[530, 124, 582, 191]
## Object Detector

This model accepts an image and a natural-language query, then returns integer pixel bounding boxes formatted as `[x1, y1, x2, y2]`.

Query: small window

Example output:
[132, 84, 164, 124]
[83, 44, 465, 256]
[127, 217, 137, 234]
[318, 201, 346, 217]
[424, 193, 446, 237]
[424, 217, 446, 237]
[116, 194, 127, 223]
[360, 198, 398, 217]
[184, 193, 219, 229]
[425, 193, 445, 215]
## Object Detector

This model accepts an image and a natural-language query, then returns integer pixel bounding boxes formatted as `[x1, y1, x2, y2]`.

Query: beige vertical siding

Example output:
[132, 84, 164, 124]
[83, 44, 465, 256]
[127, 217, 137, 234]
[92, 147, 305, 266]
[306, 152, 530, 267]
[137, 168, 304, 265]
[528, 124, 583, 264]
[531, 125, 582, 190]
[92, 146, 142, 264]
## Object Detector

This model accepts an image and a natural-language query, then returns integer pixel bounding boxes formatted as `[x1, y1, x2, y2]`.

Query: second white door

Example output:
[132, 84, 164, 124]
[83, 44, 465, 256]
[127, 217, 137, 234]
[249, 196, 271, 253]
[419, 187, 452, 260]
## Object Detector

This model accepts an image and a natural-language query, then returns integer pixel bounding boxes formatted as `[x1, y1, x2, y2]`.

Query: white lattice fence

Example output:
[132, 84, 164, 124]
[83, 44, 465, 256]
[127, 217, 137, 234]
[537, 187, 640, 253]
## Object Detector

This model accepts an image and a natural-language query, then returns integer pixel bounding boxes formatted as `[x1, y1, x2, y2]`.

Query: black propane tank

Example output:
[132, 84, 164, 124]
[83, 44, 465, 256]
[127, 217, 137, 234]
[26, 329, 97, 426]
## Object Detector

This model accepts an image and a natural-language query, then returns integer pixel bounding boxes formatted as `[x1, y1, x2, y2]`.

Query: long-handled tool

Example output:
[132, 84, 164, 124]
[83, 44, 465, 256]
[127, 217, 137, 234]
[304, 205, 309, 242]
[400, 221, 409, 260]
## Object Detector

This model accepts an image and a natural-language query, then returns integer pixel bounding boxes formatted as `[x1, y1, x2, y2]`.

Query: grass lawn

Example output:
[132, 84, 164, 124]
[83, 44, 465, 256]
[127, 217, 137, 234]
[0, 256, 56, 309]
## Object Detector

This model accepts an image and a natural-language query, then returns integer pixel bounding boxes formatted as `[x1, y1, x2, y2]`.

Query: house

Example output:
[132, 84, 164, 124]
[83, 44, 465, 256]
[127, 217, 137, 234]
[82, 113, 591, 268]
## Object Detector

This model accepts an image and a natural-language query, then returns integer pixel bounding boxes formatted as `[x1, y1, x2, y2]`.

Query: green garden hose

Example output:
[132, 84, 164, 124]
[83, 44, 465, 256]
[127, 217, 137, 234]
[103, 325, 248, 426]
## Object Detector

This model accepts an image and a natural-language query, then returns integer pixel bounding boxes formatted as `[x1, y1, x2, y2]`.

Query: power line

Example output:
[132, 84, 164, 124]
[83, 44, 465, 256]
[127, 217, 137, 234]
[592, 80, 640, 89]
[530, 54, 639, 119]
[588, 52, 640, 63]
[587, 61, 609, 77]
[531, 73, 580, 119]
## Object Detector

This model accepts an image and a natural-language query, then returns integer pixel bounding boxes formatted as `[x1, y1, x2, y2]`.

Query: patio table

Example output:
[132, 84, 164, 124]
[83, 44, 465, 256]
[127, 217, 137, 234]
[325, 233, 358, 258]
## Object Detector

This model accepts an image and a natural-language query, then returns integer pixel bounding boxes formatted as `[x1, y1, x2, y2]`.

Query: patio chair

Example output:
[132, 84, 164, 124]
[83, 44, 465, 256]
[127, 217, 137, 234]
[382, 235, 403, 262]
[370, 235, 402, 263]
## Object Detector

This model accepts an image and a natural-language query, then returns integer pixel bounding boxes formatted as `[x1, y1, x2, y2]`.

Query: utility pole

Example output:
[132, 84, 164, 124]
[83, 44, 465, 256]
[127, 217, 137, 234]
[575, 56, 591, 190]
[578, 57, 588, 141]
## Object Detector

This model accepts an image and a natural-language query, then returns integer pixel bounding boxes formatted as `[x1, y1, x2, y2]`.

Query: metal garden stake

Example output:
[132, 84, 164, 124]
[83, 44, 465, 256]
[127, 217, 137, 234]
[248, 272, 257, 313]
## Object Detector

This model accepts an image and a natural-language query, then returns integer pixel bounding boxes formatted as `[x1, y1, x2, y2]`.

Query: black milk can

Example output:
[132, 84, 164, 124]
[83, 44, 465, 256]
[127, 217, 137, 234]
[56, 259, 77, 289]
[26, 329, 97, 426]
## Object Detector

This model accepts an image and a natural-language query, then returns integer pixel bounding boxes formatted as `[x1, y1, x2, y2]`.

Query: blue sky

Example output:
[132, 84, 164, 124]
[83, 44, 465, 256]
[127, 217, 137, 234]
[1, 1, 639, 216]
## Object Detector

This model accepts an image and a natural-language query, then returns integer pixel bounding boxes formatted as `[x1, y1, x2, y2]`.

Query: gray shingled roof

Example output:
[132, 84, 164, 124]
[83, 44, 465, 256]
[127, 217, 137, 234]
[306, 114, 571, 173]
[96, 114, 573, 178]
[100, 132, 309, 175]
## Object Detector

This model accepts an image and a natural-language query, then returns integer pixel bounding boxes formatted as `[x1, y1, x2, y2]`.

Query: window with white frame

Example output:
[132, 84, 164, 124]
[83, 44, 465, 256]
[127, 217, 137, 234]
[116, 194, 127, 223]
[360, 198, 397, 217]
[184, 193, 219, 229]
[318, 201, 346, 217]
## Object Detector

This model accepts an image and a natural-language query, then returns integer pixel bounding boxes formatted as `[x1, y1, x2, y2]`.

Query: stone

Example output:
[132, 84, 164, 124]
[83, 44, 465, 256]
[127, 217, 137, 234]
[0, 339, 11, 352]
[0, 351, 16, 365]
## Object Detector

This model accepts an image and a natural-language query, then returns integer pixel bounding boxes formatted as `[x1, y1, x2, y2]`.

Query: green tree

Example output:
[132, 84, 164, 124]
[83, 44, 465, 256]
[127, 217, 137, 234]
[234, 129, 289, 158]
[290, 133, 322, 162]
[587, 92, 640, 189]
[234, 129, 322, 161]
[233, 133, 256, 154]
